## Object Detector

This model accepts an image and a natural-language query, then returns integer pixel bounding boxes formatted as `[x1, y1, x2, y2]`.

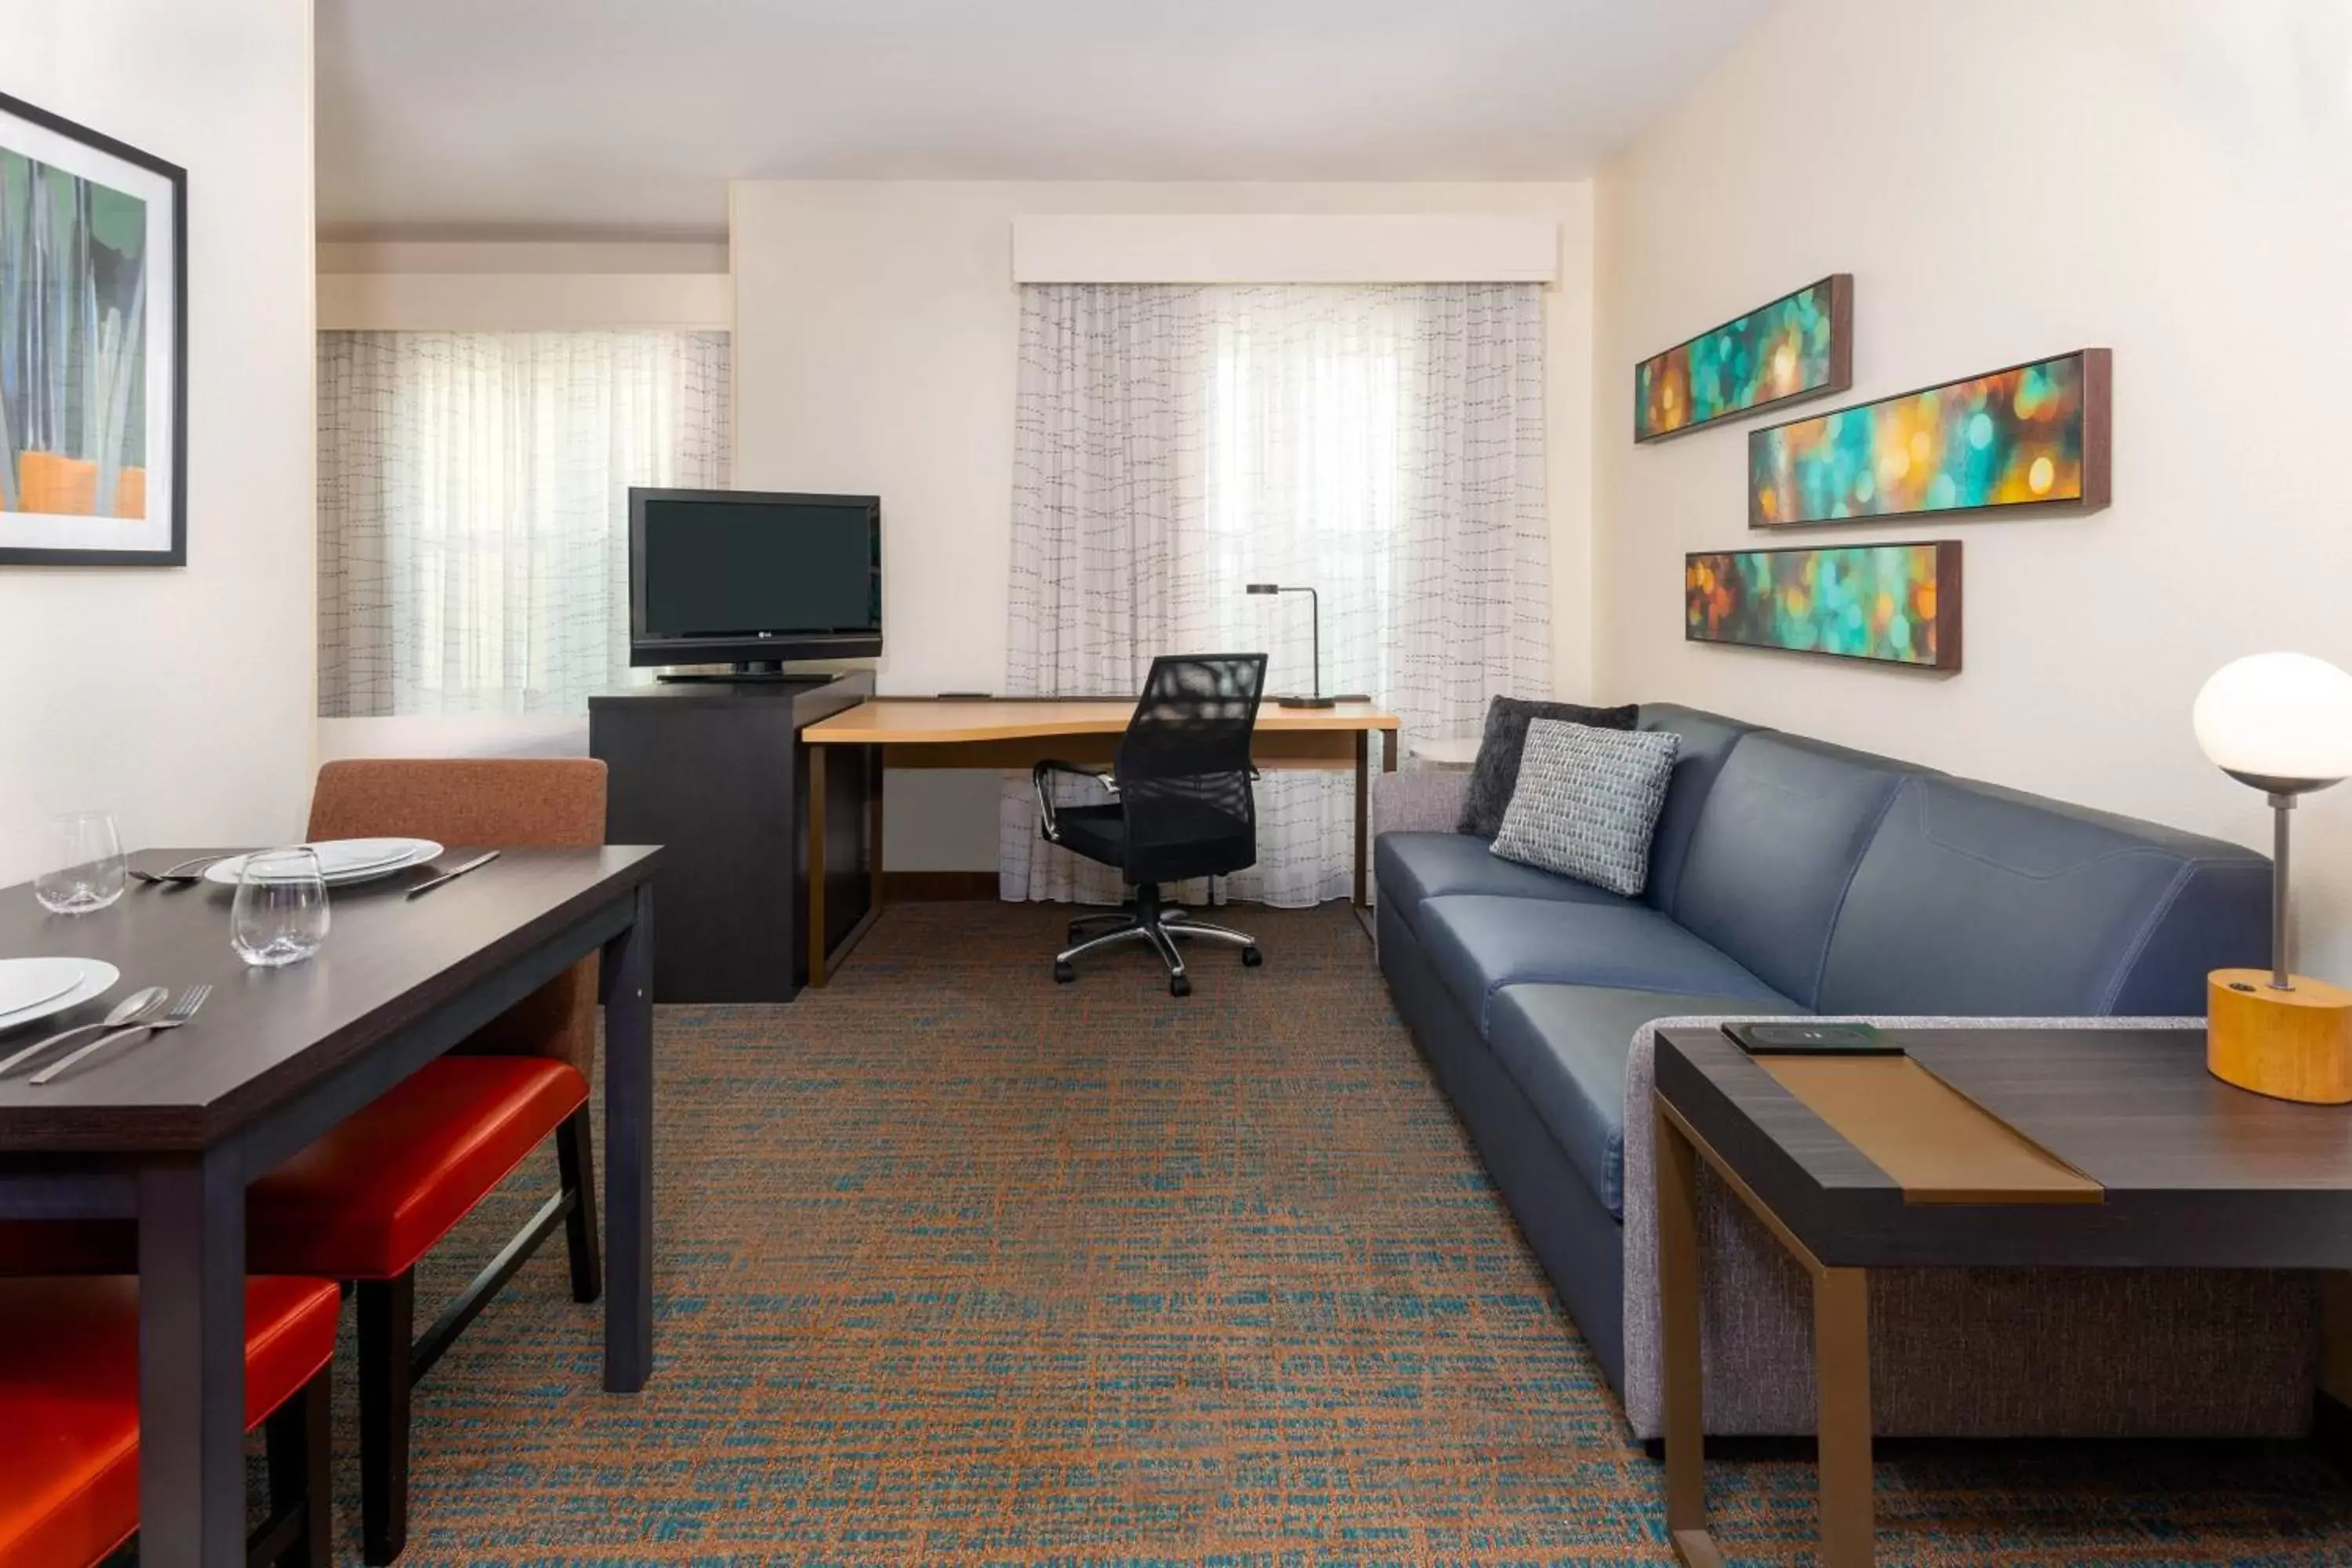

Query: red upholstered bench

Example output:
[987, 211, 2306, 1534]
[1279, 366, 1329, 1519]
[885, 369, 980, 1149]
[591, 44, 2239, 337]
[245, 1053, 592, 1566]
[249, 1054, 590, 1282]
[0, 1057, 590, 1566]
[0, 1275, 338, 1568]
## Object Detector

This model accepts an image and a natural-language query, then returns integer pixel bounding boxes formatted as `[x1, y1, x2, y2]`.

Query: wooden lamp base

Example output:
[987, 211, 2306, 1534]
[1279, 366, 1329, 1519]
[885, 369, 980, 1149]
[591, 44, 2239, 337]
[2208, 969, 2352, 1104]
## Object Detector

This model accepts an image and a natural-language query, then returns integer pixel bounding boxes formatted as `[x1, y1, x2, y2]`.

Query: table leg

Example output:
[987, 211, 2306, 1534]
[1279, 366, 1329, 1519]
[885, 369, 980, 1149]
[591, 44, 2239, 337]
[1655, 1103, 1721, 1567]
[1354, 729, 1371, 907]
[138, 1149, 248, 1568]
[601, 882, 655, 1392]
[1814, 1265, 1875, 1566]
[808, 747, 829, 989]
[1381, 728, 1396, 774]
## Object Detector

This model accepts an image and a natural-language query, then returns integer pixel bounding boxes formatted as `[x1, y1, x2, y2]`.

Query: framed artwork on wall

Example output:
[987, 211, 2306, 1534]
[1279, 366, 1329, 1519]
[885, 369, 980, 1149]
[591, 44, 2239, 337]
[1749, 349, 2110, 529]
[0, 89, 187, 567]
[1635, 273, 1852, 442]
[1686, 541, 1962, 670]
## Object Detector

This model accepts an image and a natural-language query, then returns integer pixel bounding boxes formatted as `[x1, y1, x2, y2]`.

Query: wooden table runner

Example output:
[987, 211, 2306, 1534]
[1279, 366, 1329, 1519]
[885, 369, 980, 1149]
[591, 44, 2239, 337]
[1760, 1054, 2103, 1204]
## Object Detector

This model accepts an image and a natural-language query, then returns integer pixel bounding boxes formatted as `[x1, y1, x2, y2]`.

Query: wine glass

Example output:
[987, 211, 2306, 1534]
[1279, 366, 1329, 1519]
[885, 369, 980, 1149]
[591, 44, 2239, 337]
[34, 811, 128, 915]
[231, 849, 331, 967]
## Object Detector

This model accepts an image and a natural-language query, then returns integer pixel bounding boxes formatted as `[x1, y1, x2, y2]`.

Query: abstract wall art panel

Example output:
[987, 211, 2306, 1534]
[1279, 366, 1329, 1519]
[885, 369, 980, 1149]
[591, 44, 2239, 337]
[1749, 349, 2110, 528]
[1686, 542, 1962, 671]
[0, 90, 185, 565]
[1635, 274, 1851, 442]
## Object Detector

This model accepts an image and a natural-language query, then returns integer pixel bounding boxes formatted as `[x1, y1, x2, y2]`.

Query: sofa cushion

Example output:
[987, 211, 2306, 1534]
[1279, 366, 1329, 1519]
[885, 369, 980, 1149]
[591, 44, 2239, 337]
[1418, 894, 1788, 1033]
[1671, 731, 1928, 1007]
[1815, 775, 2274, 1016]
[1376, 831, 1629, 933]
[1488, 984, 1811, 1218]
[1634, 705, 1759, 920]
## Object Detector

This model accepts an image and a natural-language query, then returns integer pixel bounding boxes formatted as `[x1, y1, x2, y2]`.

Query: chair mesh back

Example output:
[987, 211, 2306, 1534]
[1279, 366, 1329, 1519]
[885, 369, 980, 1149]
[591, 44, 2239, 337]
[1114, 654, 1269, 874]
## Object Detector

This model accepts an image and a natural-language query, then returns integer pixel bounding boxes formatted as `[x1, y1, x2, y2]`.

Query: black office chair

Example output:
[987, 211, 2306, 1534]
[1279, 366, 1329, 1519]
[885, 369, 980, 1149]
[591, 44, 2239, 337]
[1033, 652, 1270, 996]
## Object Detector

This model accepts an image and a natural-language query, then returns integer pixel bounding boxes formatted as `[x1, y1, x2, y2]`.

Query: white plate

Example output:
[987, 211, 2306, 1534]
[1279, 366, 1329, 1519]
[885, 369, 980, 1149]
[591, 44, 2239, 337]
[204, 839, 445, 888]
[307, 838, 438, 877]
[0, 958, 89, 1018]
[0, 959, 120, 1034]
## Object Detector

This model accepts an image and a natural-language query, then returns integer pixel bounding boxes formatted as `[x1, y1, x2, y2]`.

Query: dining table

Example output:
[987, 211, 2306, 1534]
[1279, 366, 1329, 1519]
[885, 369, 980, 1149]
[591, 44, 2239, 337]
[0, 843, 660, 1568]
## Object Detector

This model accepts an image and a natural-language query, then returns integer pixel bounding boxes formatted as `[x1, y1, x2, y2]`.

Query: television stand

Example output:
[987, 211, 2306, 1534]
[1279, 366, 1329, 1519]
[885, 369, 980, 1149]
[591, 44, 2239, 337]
[590, 670, 876, 1002]
[657, 661, 831, 685]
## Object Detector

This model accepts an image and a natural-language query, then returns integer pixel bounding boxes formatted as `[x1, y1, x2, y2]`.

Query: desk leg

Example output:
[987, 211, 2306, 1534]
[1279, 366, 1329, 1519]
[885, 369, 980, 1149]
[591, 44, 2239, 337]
[138, 1149, 247, 1568]
[601, 882, 655, 1392]
[1655, 1103, 1721, 1568]
[1815, 1265, 1875, 1567]
[808, 750, 829, 989]
[868, 744, 886, 923]
[1354, 730, 1371, 907]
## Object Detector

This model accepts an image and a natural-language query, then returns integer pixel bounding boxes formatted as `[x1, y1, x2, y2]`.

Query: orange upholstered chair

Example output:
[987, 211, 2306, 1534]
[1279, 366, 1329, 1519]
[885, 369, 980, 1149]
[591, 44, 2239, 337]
[0, 1275, 338, 1567]
[244, 757, 609, 1564]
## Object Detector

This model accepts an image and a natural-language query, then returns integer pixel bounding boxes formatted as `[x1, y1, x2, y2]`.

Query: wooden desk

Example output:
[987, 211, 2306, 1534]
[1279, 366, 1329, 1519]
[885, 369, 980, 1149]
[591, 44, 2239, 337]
[1651, 1025, 2352, 1567]
[799, 698, 1399, 985]
[0, 845, 660, 1566]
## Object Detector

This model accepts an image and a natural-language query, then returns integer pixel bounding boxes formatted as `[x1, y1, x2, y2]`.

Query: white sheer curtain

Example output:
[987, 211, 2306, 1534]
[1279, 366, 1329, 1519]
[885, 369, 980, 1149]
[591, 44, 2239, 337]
[316, 330, 730, 717]
[1001, 283, 1550, 906]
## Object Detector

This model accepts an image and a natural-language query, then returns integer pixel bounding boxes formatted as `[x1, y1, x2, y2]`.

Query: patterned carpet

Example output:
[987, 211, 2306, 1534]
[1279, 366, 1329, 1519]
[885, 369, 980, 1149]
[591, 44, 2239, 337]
[273, 902, 2352, 1564]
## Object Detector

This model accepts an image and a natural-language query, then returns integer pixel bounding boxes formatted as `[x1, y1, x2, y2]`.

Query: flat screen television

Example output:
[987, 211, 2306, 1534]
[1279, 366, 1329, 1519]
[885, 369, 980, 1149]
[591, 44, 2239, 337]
[627, 488, 881, 671]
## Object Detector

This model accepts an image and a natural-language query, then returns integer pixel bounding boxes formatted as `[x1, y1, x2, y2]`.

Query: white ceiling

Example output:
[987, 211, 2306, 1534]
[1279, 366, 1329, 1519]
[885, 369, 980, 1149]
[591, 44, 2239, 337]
[314, 0, 1776, 235]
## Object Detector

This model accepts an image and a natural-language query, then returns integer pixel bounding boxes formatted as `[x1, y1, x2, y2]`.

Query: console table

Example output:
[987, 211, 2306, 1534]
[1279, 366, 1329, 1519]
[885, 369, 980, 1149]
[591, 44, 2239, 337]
[1651, 1024, 2352, 1567]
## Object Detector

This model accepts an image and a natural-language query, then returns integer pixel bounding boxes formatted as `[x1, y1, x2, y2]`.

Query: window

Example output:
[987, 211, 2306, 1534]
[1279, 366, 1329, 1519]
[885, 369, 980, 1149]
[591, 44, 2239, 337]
[1003, 283, 1548, 905]
[316, 330, 730, 717]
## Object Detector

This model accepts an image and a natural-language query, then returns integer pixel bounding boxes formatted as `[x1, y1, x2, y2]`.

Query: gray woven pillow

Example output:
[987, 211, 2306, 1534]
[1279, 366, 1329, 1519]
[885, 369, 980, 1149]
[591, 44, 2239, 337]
[1490, 720, 1682, 897]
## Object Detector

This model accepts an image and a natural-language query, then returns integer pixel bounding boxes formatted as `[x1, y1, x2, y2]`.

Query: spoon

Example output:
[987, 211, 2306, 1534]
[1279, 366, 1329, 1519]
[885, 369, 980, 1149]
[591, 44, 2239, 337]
[0, 986, 171, 1076]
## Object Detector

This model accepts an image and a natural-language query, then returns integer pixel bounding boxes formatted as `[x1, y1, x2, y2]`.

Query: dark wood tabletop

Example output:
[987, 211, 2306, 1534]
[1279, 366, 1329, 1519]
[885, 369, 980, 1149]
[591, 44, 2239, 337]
[0, 846, 660, 1152]
[1656, 1025, 2352, 1271]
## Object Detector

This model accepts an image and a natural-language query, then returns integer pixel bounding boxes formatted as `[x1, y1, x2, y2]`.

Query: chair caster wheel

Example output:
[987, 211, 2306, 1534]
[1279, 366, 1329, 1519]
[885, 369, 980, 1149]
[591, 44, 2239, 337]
[1241, 946, 1263, 967]
[1054, 960, 1075, 984]
[1170, 975, 1192, 997]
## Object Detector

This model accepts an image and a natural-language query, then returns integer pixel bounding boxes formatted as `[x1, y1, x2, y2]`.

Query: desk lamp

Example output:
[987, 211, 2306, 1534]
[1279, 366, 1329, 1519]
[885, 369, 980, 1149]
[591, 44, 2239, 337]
[2194, 651, 2352, 1102]
[1244, 583, 1368, 709]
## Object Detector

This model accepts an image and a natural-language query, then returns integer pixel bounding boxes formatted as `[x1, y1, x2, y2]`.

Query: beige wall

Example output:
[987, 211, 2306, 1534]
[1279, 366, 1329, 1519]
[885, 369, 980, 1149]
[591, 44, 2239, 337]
[1593, 0, 2352, 979]
[731, 180, 1596, 869]
[1, 0, 316, 880]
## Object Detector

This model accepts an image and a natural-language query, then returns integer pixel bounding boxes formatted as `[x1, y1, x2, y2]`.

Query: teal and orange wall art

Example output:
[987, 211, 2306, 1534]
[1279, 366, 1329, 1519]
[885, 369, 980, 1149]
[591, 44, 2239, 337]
[1635, 274, 1851, 442]
[1750, 350, 2111, 527]
[1686, 542, 1962, 670]
[1, 90, 185, 565]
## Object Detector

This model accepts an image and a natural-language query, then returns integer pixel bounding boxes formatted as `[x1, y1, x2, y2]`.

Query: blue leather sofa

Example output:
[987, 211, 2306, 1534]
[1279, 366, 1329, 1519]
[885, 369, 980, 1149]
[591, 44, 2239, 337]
[1374, 702, 2274, 1399]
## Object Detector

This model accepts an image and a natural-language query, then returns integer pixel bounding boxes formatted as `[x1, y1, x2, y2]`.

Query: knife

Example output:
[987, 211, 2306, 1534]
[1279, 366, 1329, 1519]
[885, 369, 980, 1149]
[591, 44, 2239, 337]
[405, 850, 500, 898]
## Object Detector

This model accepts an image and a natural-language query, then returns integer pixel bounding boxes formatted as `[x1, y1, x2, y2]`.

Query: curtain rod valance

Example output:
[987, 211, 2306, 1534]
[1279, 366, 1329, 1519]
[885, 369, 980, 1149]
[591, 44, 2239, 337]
[1011, 215, 1559, 285]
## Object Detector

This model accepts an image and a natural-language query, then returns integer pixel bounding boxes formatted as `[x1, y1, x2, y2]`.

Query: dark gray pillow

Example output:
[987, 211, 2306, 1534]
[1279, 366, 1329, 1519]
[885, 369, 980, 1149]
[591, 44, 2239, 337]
[1458, 696, 1641, 838]
[1490, 720, 1682, 896]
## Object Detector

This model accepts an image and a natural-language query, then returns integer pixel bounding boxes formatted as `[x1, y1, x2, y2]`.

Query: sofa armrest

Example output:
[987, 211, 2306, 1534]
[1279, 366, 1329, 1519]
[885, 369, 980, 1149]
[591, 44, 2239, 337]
[1372, 769, 1470, 839]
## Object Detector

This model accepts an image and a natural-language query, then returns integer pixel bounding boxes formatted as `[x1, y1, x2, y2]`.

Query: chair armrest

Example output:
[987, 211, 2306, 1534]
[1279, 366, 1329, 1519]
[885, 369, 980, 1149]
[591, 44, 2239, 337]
[1033, 759, 1116, 843]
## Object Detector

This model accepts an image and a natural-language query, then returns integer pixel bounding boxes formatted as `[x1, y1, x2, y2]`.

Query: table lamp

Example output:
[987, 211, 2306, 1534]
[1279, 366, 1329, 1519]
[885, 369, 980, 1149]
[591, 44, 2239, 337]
[1243, 583, 1368, 709]
[2194, 651, 2352, 1103]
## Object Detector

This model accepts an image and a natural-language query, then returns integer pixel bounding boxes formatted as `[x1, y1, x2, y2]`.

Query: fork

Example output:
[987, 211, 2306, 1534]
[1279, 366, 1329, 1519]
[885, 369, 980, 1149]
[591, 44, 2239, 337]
[31, 985, 212, 1086]
[131, 853, 231, 887]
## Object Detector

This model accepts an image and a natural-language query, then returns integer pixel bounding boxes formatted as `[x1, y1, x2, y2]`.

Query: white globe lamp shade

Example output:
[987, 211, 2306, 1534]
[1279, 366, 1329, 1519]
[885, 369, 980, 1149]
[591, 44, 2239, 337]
[2193, 652, 2352, 786]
